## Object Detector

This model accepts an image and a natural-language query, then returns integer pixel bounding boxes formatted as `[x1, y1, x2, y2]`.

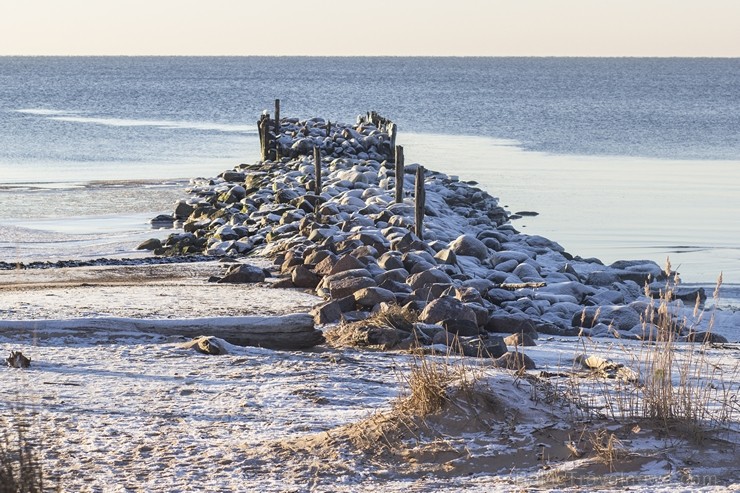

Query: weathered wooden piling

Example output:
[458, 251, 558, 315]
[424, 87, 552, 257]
[394, 145, 404, 204]
[415, 166, 426, 240]
[388, 122, 397, 156]
[314, 146, 322, 217]
[258, 113, 270, 161]
[274, 99, 281, 135]
[313, 146, 322, 194]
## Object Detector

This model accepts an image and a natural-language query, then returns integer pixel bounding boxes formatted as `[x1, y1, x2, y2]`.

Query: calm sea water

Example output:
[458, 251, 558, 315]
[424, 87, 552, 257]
[0, 57, 738, 287]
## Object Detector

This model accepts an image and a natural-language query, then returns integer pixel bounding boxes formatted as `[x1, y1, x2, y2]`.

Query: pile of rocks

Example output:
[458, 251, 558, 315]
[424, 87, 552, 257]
[145, 112, 717, 358]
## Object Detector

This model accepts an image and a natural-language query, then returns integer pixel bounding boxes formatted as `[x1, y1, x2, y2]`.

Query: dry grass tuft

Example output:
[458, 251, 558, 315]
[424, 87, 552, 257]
[589, 429, 627, 472]
[323, 323, 369, 348]
[324, 304, 418, 349]
[371, 304, 417, 333]
[634, 261, 734, 437]
[393, 339, 483, 417]
[0, 412, 52, 493]
[395, 354, 455, 416]
[567, 258, 738, 442]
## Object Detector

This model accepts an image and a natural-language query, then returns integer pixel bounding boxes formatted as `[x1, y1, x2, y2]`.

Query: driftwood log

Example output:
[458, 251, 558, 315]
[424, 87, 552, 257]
[0, 314, 323, 350]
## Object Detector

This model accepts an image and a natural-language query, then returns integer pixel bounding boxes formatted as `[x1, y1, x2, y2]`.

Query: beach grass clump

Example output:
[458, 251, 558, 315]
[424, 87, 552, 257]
[395, 354, 453, 416]
[324, 304, 417, 349]
[394, 346, 478, 417]
[588, 429, 627, 472]
[0, 412, 50, 493]
[634, 262, 733, 432]
[573, 259, 738, 440]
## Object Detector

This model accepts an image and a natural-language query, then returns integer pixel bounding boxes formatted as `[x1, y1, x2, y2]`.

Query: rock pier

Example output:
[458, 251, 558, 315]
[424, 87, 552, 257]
[145, 110, 716, 355]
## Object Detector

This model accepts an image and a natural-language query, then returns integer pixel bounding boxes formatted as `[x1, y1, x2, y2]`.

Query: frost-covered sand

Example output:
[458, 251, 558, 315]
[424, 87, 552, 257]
[2, 111, 739, 491]
[1, 261, 739, 492]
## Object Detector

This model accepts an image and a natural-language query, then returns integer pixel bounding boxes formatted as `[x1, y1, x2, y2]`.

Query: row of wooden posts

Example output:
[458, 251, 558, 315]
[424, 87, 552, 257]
[260, 99, 426, 240]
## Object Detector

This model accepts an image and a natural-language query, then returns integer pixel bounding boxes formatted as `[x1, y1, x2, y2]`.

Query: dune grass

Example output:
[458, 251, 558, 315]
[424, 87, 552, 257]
[0, 411, 51, 493]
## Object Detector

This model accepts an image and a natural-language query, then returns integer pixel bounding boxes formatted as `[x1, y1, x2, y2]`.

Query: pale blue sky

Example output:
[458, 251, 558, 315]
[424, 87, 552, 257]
[1, 0, 738, 56]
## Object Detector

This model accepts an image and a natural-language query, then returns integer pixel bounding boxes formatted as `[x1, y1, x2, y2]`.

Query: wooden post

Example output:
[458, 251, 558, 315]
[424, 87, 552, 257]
[314, 146, 322, 194]
[274, 99, 281, 135]
[326, 120, 331, 137]
[394, 145, 404, 204]
[415, 166, 426, 240]
[258, 114, 270, 161]
[314, 146, 322, 219]
[388, 122, 397, 157]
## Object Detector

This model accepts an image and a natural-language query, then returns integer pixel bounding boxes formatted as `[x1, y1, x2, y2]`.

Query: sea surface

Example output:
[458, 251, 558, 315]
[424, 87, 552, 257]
[0, 57, 738, 291]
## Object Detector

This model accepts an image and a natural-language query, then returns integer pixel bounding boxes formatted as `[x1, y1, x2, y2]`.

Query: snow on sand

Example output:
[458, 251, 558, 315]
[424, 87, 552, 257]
[1, 261, 739, 492]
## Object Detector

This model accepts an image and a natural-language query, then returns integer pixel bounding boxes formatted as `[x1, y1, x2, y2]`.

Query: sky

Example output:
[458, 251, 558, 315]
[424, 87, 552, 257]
[1, 0, 738, 56]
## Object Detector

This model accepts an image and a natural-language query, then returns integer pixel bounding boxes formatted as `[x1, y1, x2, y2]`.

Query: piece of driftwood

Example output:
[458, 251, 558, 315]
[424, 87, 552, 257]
[496, 282, 547, 291]
[6, 351, 31, 368]
[0, 314, 323, 350]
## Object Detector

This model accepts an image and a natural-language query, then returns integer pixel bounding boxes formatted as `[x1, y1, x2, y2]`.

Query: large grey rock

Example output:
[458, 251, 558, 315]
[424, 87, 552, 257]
[328, 276, 377, 299]
[493, 258, 519, 273]
[377, 278, 412, 294]
[485, 312, 566, 337]
[461, 336, 507, 358]
[454, 286, 484, 305]
[610, 259, 664, 278]
[486, 288, 517, 305]
[449, 234, 488, 261]
[313, 255, 338, 276]
[292, 265, 320, 289]
[376, 268, 410, 285]
[586, 271, 622, 287]
[491, 250, 531, 265]
[311, 296, 356, 324]
[304, 249, 335, 266]
[323, 268, 372, 285]
[461, 278, 495, 294]
[408, 260, 436, 275]
[434, 248, 458, 265]
[512, 263, 544, 283]
[442, 319, 480, 337]
[378, 252, 405, 271]
[365, 326, 400, 348]
[218, 264, 266, 284]
[354, 287, 397, 308]
[680, 331, 728, 344]
[494, 351, 537, 370]
[573, 305, 642, 331]
[174, 200, 195, 220]
[329, 254, 366, 275]
[418, 296, 477, 325]
[137, 238, 162, 251]
[539, 281, 596, 303]
[406, 268, 453, 290]
[585, 290, 625, 306]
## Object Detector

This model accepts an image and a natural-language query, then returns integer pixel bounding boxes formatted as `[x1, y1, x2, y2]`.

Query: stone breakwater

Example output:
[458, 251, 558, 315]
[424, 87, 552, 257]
[147, 112, 718, 356]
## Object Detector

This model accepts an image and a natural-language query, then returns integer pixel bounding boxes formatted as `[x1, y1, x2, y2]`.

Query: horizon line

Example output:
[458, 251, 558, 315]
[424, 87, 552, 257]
[1, 54, 739, 59]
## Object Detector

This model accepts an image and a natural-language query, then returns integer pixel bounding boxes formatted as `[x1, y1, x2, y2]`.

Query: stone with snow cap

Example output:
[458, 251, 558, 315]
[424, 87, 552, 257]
[448, 234, 489, 260]
[418, 296, 478, 326]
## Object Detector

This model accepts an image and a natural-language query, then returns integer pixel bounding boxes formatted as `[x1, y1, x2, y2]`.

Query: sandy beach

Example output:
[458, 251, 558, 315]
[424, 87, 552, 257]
[1, 259, 739, 492]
